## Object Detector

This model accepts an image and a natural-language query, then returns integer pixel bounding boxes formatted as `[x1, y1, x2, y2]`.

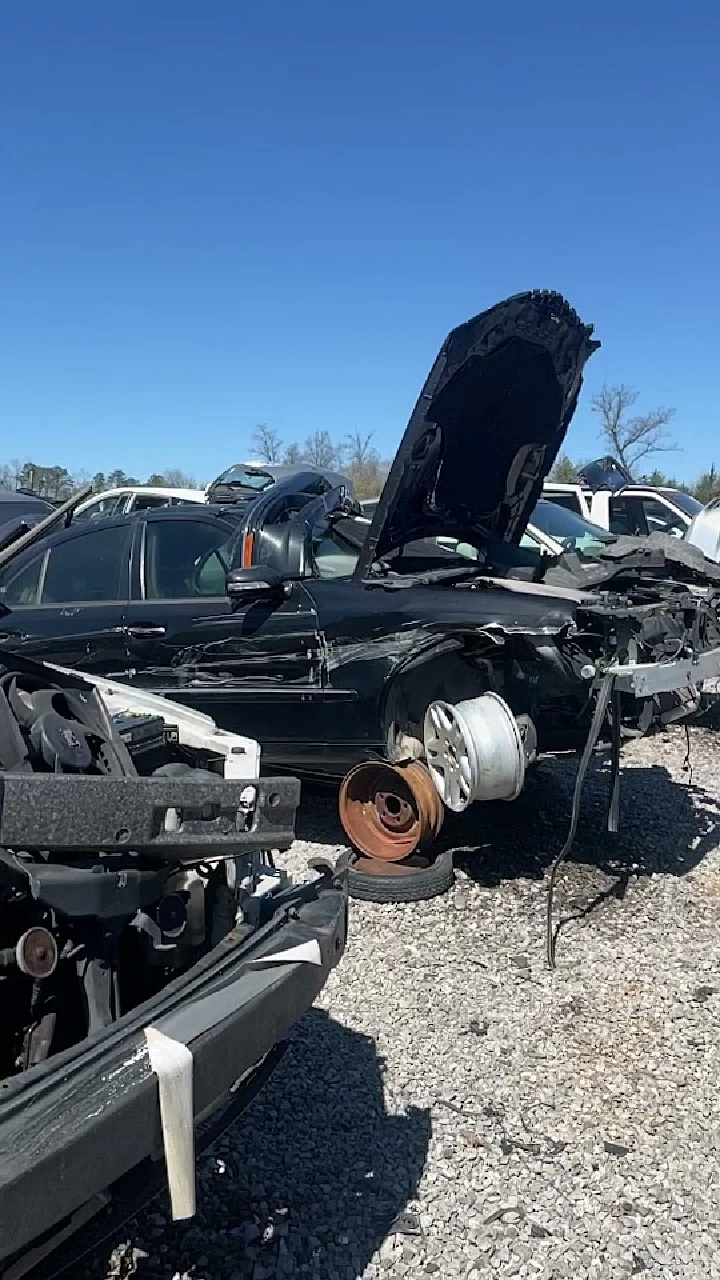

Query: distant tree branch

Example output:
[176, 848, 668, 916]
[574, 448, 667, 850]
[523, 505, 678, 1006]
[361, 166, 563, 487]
[591, 384, 678, 476]
[251, 424, 283, 463]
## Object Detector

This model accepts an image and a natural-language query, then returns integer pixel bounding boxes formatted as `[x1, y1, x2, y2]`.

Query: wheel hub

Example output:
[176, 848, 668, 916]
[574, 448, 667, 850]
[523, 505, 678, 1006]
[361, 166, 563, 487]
[338, 760, 444, 863]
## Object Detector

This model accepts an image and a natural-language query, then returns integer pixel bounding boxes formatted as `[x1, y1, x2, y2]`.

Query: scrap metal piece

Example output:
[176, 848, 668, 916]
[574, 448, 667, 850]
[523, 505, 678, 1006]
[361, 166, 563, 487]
[338, 760, 442, 860]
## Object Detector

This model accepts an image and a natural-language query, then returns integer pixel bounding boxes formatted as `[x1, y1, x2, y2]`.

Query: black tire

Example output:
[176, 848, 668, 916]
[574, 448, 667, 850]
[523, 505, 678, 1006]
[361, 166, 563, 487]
[336, 848, 454, 904]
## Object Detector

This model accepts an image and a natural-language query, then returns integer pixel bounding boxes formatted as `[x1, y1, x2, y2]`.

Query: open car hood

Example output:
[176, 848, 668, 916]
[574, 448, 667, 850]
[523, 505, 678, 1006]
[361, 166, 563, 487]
[355, 291, 599, 576]
[577, 455, 633, 492]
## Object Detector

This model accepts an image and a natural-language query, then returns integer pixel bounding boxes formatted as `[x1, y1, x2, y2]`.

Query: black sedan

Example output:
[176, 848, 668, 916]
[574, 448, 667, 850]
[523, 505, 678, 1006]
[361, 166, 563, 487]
[2, 289, 720, 903]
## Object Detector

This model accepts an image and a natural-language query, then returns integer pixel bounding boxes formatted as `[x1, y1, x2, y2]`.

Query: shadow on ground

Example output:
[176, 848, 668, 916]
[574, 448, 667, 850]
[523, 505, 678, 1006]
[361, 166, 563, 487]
[297, 753, 720, 888]
[84, 1009, 431, 1280]
[441, 756, 720, 890]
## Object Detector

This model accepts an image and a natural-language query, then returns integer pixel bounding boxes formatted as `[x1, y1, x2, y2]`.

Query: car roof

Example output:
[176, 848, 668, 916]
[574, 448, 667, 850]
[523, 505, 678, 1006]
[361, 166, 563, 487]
[71, 502, 241, 526]
[0, 490, 54, 507]
[77, 485, 204, 503]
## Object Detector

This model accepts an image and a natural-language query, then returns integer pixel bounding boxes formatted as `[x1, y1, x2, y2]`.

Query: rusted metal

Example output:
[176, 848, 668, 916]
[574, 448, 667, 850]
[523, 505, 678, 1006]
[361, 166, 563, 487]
[338, 760, 443, 862]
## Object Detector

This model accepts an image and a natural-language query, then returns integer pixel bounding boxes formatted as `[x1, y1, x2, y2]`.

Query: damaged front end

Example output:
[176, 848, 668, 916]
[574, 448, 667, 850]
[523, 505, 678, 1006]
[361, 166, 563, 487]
[0, 651, 347, 1274]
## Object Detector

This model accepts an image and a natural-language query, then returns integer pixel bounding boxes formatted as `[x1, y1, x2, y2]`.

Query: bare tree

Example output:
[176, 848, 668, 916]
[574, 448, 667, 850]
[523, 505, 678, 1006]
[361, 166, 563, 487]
[343, 430, 375, 469]
[591, 384, 677, 476]
[343, 430, 386, 498]
[303, 430, 341, 470]
[283, 442, 303, 465]
[251, 423, 283, 463]
[162, 467, 198, 488]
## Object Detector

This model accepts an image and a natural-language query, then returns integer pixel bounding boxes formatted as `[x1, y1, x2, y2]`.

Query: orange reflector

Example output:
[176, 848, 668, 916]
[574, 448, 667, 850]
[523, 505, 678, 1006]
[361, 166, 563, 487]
[241, 531, 255, 568]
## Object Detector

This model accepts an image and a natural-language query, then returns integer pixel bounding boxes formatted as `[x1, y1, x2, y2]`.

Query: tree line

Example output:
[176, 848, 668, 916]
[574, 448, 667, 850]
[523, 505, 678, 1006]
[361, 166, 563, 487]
[2, 384, 717, 506]
[0, 427, 392, 504]
[0, 461, 199, 501]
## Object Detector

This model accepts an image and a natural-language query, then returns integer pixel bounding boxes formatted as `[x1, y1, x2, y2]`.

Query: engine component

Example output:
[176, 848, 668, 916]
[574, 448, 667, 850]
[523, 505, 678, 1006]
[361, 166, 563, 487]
[155, 892, 188, 940]
[15, 927, 58, 979]
[423, 692, 536, 813]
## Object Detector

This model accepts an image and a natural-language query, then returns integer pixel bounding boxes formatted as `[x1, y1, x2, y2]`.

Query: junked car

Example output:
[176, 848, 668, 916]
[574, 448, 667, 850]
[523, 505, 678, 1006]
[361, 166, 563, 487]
[543, 456, 702, 537]
[1, 290, 720, 912]
[0, 621, 347, 1274]
[74, 483, 206, 520]
[205, 461, 354, 506]
[361, 495, 617, 562]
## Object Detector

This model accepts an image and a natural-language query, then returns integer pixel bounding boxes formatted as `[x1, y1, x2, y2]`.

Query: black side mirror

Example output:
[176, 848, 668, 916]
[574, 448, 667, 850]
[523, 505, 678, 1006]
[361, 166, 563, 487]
[226, 564, 288, 609]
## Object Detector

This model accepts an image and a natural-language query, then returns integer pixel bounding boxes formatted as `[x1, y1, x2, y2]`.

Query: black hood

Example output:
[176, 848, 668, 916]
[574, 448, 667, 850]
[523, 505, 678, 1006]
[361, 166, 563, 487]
[356, 290, 599, 576]
[578, 455, 632, 492]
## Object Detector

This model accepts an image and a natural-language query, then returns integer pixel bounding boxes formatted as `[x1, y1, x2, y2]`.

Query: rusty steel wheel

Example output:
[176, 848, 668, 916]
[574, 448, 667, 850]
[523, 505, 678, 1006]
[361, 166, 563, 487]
[338, 760, 444, 862]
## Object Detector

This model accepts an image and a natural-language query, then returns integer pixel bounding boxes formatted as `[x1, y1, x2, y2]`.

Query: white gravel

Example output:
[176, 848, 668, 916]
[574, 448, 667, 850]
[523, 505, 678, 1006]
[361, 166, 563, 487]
[83, 725, 720, 1280]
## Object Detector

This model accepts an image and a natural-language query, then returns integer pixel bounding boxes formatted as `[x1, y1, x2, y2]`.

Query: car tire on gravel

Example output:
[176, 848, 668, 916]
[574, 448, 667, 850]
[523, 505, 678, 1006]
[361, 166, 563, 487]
[336, 848, 454, 904]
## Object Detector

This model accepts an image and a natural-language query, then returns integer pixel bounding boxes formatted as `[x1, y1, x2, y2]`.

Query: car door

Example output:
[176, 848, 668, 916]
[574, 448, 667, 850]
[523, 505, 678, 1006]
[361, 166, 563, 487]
[608, 496, 648, 537]
[0, 520, 134, 672]
[121, 512, 322, 749]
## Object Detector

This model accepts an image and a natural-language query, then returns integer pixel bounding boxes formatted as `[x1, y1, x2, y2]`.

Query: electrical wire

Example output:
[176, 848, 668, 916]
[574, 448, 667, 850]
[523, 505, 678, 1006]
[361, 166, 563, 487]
[545, 671, 615, 969]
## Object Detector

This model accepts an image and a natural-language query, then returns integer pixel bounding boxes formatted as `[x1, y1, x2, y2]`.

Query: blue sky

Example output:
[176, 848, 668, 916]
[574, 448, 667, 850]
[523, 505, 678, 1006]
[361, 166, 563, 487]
[1, 0, 718, 485]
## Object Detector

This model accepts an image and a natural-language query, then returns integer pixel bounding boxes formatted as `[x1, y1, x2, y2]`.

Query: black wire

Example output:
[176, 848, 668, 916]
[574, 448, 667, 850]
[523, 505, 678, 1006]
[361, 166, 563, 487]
[683, 724, 694, 785]
[546, 671, 615, 970]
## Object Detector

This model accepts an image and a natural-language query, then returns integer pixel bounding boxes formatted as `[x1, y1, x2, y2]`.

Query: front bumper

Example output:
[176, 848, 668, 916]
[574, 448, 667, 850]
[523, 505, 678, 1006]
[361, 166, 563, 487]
[0, 868, 348, 1270]
[606, 645, 720, 696]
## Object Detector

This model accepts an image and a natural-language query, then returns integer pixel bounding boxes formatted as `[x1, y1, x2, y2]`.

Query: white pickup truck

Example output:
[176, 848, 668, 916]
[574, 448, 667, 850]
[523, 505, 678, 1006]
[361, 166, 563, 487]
[543, 478, 702, 539]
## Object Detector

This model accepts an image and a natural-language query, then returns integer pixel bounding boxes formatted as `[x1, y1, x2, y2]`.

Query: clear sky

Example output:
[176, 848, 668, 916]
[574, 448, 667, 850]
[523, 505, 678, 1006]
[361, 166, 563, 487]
[1, 0, 718, 485]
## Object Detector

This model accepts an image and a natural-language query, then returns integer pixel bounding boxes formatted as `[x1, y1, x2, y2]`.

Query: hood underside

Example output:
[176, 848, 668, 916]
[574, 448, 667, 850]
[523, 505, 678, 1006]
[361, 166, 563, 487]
[357, 290, 599, 577]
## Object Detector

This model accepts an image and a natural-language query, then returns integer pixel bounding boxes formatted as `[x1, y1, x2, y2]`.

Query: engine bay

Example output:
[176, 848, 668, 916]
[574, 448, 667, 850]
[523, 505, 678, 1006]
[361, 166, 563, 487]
[0, 657, 299, 1080]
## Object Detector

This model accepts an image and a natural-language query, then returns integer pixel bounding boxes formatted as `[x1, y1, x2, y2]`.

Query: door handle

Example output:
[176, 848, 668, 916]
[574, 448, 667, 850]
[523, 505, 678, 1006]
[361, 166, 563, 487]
[126, 625, 167, 638]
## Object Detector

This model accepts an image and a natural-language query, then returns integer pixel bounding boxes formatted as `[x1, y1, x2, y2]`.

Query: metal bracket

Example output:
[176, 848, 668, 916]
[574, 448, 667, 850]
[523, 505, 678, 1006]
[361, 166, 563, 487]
[604, 646, 720, 697]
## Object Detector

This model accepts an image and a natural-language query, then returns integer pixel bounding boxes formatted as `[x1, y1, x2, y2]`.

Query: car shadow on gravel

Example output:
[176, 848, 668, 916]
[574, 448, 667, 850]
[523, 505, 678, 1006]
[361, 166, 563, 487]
[83, 1009, 431, 1280]
[442, 755, 720, 892]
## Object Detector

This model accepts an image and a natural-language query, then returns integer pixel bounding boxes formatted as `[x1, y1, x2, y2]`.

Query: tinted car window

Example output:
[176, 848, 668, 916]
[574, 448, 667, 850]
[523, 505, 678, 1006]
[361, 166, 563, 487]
[0, 550, 47, 606]
[609, 497, 646, 536]
[545, 492, 584, 515]
[658, 489, 701, 517]
[144, 520, 237, 599]
[131, 493, 174, 511]
[529, 499, 615, 555]
[41, 525, 131, 603]
[75, 494, 127, 520]
[641, 498, 687, 536]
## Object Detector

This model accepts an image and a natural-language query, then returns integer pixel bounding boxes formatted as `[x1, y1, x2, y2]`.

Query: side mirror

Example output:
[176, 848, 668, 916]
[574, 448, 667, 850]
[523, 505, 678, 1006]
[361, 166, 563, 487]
[226, 565, 288, 609]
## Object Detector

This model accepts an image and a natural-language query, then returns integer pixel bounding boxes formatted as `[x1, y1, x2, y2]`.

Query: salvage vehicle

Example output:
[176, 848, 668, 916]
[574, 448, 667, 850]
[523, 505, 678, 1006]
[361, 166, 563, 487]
[685, 498, 720, 564]
[0, 489, 54, 534]
[74, 483, 205, 521]
[361, 495, 618, 561]
[0, 641, 347, 1277]
[2, 290, 720, 910]
[543, 456, 701, 537]
[205, 461, 353, 506]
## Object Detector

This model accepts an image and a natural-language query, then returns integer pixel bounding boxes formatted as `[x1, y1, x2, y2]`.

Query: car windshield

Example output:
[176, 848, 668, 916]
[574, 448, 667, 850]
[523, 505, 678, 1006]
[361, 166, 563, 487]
[213, 466, 275, 491]
[529, 499, 616, 555]
[658, 489, 701, 517]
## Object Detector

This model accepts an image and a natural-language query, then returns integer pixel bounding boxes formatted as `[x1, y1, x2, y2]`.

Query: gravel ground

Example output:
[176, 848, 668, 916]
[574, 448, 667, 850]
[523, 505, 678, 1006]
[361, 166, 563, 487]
[81, 724, 720, 1280]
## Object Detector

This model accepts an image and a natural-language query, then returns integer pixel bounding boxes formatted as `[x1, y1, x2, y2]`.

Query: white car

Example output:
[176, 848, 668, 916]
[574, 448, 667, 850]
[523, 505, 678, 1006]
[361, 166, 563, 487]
[686, 499, 720, 563]
[74, 485, 205, 520]
[542, 457, 701, 539]
[360, 496, 615, 560]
